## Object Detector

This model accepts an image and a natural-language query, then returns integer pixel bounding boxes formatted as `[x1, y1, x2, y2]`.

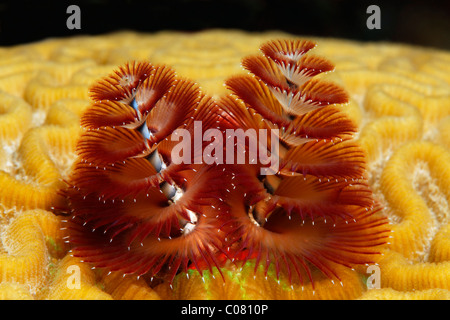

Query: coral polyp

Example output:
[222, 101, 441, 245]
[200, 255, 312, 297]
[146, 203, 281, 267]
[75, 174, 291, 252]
[60, 39, 390, 288]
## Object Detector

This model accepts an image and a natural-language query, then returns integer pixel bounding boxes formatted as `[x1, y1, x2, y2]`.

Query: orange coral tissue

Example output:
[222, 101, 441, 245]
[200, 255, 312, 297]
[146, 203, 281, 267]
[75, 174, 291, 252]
[59, 40, 390, 289]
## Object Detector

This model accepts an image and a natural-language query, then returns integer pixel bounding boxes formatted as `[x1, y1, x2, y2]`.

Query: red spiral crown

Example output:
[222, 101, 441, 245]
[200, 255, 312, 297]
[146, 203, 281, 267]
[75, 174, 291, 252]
[218, 39, 390, 285]
[60, 40, 390, 288]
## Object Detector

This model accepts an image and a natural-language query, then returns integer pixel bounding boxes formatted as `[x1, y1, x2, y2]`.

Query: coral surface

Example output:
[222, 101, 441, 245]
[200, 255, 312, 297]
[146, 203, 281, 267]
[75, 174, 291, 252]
[0, 30, 449, 299]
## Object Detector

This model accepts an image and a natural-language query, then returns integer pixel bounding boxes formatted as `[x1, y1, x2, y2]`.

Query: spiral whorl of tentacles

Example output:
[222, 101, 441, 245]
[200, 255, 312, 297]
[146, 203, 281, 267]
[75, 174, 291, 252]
[61, 39, 390, 287]
[62, 63, 231, 283]
[219, 39, 390, 285]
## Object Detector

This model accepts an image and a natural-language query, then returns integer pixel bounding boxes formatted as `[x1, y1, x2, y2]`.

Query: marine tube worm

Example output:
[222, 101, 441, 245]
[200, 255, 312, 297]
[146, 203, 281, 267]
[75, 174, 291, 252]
[60, 40, 390, 288]
[62, 62, 232, 283]
[219, 39, 390, 286]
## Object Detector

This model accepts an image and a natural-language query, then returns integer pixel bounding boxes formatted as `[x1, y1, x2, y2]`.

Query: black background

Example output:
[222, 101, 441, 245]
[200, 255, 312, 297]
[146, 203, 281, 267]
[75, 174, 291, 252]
[0, 0, 449, 49]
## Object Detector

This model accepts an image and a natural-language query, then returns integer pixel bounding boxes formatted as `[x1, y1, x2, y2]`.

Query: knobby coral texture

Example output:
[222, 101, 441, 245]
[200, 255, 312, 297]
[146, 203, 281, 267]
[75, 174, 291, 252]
[0, 30, 449, 300]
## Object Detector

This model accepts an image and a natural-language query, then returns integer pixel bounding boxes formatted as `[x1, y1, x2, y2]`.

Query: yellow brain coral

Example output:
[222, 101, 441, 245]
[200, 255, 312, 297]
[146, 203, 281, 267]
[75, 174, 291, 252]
[0, 30, 449, 300]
